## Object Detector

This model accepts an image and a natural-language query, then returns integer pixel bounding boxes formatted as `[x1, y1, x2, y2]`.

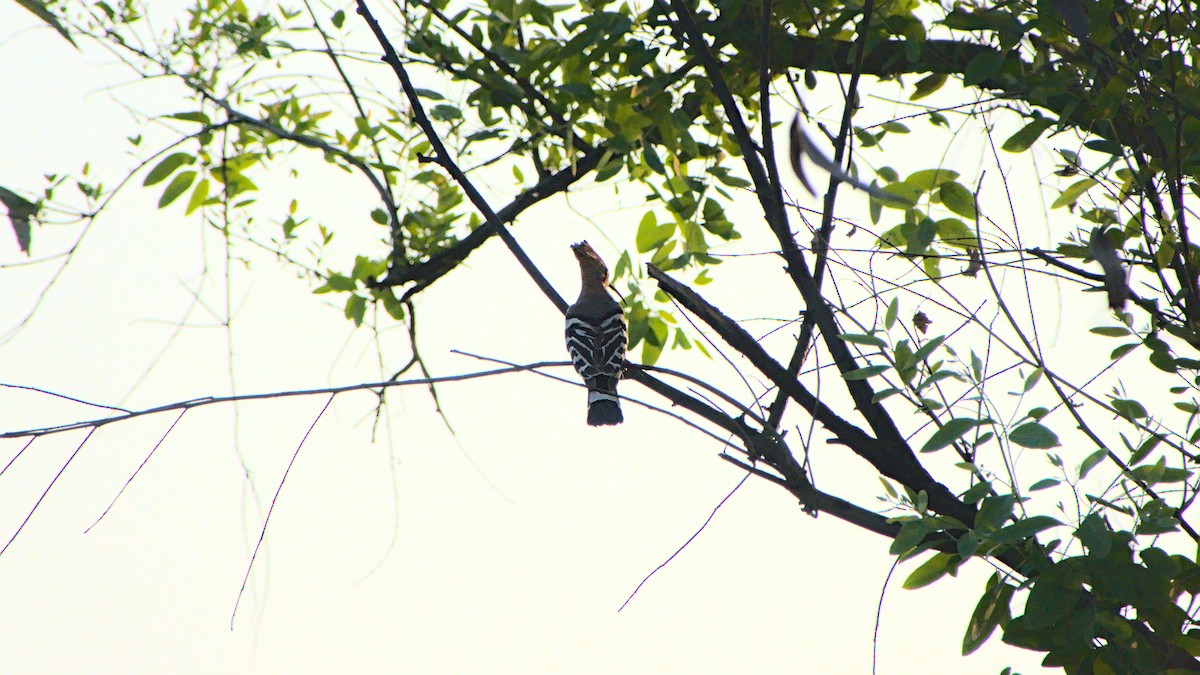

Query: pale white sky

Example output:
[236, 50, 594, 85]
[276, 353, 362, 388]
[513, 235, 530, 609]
[0, 2, 1091, 672]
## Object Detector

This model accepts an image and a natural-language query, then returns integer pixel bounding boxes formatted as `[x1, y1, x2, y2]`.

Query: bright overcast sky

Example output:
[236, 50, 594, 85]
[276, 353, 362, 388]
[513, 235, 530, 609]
[0, 3, 1061, 672]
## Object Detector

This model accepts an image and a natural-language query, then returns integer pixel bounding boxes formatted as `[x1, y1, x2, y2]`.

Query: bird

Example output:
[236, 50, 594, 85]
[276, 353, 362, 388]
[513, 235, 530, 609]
[565, 241, 627, 426]
[1089, 226, 1129, 311]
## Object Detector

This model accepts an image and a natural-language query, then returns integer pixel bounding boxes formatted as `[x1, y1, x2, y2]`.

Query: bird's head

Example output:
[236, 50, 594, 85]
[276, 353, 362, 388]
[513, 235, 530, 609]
[571, 240, 610, 283]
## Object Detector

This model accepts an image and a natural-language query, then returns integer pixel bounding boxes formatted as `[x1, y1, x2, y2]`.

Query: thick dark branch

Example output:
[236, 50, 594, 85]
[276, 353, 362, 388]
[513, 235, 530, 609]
[664, 0, 911, 455]
[627, 367, 816, 514]
[370, 145, 606, 290]
[711, 16, 1167, 172]
[718, 454, 903, 536]
[648, 263, 977, 527]
[647, 265, 877, 452]
[666, 0, 777, 209]
[767, 0, 876, 429]
[356, 0, 567, 312]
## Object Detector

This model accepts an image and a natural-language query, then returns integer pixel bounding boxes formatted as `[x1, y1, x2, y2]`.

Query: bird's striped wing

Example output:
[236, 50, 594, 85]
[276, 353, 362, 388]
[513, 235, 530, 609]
[565, 309, 626, 382]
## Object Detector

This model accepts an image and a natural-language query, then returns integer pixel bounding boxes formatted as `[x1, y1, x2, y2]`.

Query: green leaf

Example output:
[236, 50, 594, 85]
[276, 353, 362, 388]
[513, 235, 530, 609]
[1078, 448, 1108, 479]
[1129, 457, 1183, 485]
[962, 481, 992, 505]
[643, 146, 666, 175]
[912, 335, 945, 362]
[879, 477, 899, 499]
[840, 333, 888, 348]
[975, 494, 1015, 531]
[922, 417, 985, 453]
[934, 218, 976, 249]
[957, 529, 979, 559]
[963, 50, 1004, 86]
[1028, 478, 1060, 491]
[893, 340, 915, 375]
[903, 552, 955, 590]
[1022, 559, 1084, 630]
[1022, 368, 1043, 392]
[646, 316, 669, 347]
[351, 255, 386, 281]
[635, 211, 673, 253]
[370, 208, 389, 225]
[1076, 513, 1111, 558]
[158, 171, 196, 208]
[1110, 343, 1139, 359]
[380, 291, 405, 321]
[939, 181, 977, 218]
[1112, 398, 1148, 420]
[166, 111, 212, 125]
[889, 520, 929, 555]
[1090, 326, 1130, 337]
[885, 296, 899, 330]
[872, 387, 902, 403]
[344, 294, 366, 326]
[323, 273, 357, 292]
[900, 219, 937, 256]
[1008, 422, 1060, 449]
[1087, 493, 1133, 517]
[845, 364, 889, 380]
[184, 178, 209, 215]
[906, 169, 960, 192]
[963, 575, 1014, 655]
[1084, 139, 1122, 156]
[143, 152, 193, 187]
[641, 339, 663, 366]
[15, 0, 76, 46]
[990, 515, 1061, 544]
[916, 369, 962, 391]
[1051, 178, 1098, 209]
[1001, 117, 1054, 153]
[1130, 436, 1161, 465]
[430, 104, 462, 121]
[923, 257, 942, 279]
[912, 73, 947, 100]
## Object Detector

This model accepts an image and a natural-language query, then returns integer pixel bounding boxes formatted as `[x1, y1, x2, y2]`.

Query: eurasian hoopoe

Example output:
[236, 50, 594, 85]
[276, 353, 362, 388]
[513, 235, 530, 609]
[565, 241, 626, 426]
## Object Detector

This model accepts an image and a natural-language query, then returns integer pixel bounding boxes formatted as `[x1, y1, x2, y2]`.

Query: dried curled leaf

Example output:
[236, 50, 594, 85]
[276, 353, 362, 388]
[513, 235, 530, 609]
[964, 247, 983, 277]
[913, 311, 932, 334]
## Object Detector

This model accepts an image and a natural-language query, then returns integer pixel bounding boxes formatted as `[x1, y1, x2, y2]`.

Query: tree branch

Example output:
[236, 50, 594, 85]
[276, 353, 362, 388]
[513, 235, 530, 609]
[369, 145, 606, 291]
[647, 263, 977, 526]
[356, 0, 568, 311]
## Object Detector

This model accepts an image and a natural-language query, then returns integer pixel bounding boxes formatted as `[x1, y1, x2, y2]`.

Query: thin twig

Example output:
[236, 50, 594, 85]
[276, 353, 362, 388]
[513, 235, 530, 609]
[872, 557, 900, 675]
[0, 382, 131, 413]
[0, 363, 569, 440]
[618, 474, 749, 612]
[0, 428, 97, 558]
[85, 409, 188, 533]
[231, 394, 334, 629]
